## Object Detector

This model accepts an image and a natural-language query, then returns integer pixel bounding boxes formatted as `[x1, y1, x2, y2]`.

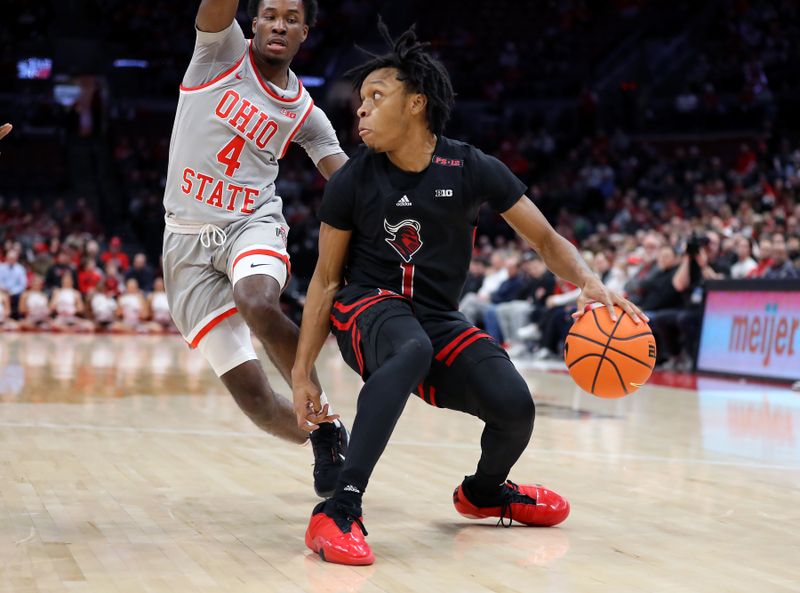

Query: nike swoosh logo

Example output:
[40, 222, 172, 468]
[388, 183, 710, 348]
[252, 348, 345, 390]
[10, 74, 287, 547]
[235, 73, 243, 80]
[250, 263, 270, 268]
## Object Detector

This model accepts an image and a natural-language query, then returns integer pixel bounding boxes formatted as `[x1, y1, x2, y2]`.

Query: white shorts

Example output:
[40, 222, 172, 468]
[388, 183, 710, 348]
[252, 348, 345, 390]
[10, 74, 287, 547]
[163, 215, 290, 374]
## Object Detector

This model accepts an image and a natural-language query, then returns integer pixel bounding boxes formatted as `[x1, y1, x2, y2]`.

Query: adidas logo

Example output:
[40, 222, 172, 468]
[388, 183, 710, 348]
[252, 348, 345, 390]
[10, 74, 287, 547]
[344, 484, 361, 494]
[395, 195, 412, 207]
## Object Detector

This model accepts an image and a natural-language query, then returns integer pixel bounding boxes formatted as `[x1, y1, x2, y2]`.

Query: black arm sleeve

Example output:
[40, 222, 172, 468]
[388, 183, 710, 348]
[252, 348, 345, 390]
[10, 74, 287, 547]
[317, 166, 355, 231]
[468, 147, 528, 213]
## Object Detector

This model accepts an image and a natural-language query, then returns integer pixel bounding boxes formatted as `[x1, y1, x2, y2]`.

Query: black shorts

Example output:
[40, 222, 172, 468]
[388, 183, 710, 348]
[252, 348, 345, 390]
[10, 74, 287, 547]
[330, 286, 510, 408]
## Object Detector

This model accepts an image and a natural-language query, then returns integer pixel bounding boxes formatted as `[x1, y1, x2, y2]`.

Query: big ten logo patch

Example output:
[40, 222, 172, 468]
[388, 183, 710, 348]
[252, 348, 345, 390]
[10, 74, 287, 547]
[280, 108, 297, 120]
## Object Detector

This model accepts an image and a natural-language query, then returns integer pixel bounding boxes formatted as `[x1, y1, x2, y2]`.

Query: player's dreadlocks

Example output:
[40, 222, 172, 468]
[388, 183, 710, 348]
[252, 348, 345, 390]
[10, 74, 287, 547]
[247, 0, 318, 27]
[347, 20, 455, 136]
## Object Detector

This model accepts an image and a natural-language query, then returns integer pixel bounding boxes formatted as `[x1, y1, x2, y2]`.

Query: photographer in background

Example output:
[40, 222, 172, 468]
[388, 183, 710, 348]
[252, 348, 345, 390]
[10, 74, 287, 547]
[654, 234, 726, 370]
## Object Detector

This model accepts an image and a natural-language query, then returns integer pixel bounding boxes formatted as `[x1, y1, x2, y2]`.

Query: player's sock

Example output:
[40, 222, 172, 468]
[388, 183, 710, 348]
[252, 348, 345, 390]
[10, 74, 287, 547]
[461, 474, 506, 506]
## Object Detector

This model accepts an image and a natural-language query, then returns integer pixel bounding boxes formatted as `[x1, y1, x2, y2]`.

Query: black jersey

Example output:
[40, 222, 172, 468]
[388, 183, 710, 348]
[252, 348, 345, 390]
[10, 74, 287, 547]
[319, 136, 526, 311]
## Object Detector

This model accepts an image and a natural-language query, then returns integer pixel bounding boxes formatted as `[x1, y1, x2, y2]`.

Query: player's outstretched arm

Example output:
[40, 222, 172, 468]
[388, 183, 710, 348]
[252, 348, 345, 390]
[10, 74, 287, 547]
[196, 0, 239, 32]
[0, 123, 11, 141]
[502, 195, 647, 324]
[291, 223, 352, 431]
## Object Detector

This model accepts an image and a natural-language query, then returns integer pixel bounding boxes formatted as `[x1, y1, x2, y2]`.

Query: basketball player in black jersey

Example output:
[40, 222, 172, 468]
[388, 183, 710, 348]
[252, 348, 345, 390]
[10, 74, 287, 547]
[292, 24, 647, 565]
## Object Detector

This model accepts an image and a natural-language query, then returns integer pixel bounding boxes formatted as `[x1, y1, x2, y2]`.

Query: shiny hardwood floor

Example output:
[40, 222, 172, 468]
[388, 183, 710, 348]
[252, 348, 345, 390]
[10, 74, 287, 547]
[1, 333, 798, 593]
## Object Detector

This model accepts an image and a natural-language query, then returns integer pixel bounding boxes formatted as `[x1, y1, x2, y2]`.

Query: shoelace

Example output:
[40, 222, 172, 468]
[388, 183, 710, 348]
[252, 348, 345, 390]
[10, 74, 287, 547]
[497, 480, 537, 528]
[330, 501, 368, 536]
[199, 224, 227, 248]
[311, 428, 341, 475]
[310, 425, 344, 473]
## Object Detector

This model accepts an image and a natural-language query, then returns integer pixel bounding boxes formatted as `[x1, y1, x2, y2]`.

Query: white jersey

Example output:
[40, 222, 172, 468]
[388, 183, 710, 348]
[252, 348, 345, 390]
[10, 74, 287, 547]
[164, 21, 343, 228]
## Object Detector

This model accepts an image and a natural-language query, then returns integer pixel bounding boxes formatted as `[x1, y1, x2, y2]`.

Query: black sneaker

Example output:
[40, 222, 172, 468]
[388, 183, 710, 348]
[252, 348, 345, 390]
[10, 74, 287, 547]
[309, 421, 348, 497]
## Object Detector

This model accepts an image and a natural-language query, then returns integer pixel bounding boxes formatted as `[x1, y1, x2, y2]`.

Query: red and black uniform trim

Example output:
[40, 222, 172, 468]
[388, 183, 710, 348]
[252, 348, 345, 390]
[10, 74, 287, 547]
[330, 289, 407, 378]
[434, 327, 494, 367]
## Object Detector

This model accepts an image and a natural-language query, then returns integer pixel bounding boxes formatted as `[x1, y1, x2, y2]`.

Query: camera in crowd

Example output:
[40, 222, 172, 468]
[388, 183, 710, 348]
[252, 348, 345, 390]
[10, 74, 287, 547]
[685, 234, 710, 257]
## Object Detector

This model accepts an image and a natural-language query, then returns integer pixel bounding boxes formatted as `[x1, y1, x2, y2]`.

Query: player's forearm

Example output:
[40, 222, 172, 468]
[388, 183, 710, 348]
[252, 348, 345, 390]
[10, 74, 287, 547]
[196, 0, 239, 32]
[539, 231, 594, 288]
[292, 274, 338, 379]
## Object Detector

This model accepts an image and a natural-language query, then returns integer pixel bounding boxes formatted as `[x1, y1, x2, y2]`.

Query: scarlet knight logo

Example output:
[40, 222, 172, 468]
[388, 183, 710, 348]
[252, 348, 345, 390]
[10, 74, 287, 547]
[384, 218, 423, 263]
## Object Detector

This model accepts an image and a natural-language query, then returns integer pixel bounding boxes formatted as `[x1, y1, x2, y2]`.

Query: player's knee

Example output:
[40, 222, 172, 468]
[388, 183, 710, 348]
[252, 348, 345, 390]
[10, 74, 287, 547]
[397, 335, 434, 377]
[492, 377, 535, 430]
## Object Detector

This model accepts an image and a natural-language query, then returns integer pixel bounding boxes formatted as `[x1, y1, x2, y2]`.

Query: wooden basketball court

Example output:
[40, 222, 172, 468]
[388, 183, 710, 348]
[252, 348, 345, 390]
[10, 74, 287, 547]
[1, 333, 797, 592]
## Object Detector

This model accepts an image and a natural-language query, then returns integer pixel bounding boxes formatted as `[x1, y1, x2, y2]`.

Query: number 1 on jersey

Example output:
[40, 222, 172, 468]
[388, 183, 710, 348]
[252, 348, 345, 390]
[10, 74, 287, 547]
[216, 135, 246, 177]
[401, 263, 415, 298]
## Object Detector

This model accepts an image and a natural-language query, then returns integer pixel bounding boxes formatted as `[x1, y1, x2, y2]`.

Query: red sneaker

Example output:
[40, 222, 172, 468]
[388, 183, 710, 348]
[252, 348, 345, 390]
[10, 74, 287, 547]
[305, 501, 375, 565]
[453, 480, 570, 527]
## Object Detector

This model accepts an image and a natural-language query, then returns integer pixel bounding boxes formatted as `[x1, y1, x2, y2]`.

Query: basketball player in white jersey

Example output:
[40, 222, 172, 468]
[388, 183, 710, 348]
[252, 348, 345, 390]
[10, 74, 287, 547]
[162, 0, 348, 496]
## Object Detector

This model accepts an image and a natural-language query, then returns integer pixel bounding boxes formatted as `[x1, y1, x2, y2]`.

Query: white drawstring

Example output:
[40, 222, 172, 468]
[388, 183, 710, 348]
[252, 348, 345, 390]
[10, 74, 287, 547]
[200, 224, 227, 248]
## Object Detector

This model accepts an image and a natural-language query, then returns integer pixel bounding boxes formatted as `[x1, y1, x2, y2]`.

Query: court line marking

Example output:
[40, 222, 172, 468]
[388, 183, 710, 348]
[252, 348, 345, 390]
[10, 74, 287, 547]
[1, 420, 797, 471]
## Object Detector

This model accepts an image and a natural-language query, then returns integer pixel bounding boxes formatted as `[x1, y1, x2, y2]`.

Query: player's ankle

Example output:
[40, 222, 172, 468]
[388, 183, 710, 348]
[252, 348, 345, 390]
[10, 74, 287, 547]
[332, 483, 364, 511]
[462, 474, 505, 507]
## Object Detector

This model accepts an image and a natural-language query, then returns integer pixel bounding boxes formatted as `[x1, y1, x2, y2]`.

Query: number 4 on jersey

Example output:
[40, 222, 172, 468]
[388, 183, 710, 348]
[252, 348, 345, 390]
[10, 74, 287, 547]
[216, 135, 246, 177]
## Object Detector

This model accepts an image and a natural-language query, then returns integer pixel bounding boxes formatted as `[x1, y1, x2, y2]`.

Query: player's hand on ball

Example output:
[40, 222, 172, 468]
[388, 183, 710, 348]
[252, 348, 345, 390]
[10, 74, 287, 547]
[292, 375, 338, 432]
[573, 276, 648, 324]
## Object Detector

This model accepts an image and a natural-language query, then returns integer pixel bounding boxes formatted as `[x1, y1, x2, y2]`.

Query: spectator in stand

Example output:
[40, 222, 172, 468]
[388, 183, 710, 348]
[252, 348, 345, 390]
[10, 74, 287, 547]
[593, 251, 628, 294]
[704, 230, 732, 277]
[103, 261, 123, 296]
[125, 253, 155, 292]
[0, 289, 19, 331]
[625, 232, 663, 303]
[730, 235, 758, 279]
[748, 238, 773, 278]
[101, 237, 130, 272]
[763, 241, 799, 279]
[148, 277, 177, 334]
[78, 257, 103, 295]
[461, 257, 486, 299]
[662, 242, 724, 369]
[50, 273, 93, 332]
[112, 278, 151, 333]
[90, 284, 119, 332]
[460, 251, 510, 325]
[484, 253, 555, 355]
[18, 275, 51, 331]
[634, 245, 686, 365]
[0, 249, 26, 316]
[30, 243, 54, 278]
[45, 251, 76, 291]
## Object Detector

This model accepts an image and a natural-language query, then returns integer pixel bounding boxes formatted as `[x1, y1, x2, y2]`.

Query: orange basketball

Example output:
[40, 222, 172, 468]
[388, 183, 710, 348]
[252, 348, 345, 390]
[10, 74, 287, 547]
[564, 305, 656, 398]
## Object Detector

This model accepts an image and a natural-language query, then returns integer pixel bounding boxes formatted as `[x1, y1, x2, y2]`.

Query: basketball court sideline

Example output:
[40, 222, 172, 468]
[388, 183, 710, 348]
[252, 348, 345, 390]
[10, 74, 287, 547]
[0, 333, 797, 593]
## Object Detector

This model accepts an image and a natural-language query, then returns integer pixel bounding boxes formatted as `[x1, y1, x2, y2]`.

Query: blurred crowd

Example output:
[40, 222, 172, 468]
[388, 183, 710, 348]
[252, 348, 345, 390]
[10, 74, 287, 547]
[0, 217, 175, 335]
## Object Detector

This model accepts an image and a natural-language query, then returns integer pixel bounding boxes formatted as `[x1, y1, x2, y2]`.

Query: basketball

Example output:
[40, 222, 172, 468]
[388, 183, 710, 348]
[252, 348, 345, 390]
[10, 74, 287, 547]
[564, 305, 656, 398]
